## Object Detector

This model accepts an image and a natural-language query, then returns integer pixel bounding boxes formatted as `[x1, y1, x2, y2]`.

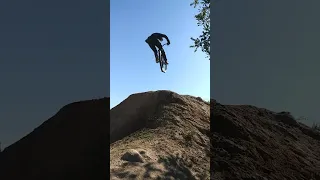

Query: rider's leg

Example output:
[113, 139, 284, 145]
[154, 41, 168, 64]
[162, 51, 168, 64]
[148, 43, 158, 63]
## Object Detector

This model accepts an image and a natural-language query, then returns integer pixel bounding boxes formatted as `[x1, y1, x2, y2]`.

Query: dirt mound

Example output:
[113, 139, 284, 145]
[110, 90, 211, 179]
[4, 90, 316, 179]
[0, 98, 109, 180]
[211, 100, 320, 180]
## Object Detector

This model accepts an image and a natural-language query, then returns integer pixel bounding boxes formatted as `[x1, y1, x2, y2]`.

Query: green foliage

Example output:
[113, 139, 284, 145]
[190, 0, 210, 59]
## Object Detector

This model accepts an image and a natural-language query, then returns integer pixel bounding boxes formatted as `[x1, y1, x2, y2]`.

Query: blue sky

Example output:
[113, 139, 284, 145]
[110, 0, 210, 108]
[211, 0, 320, 126]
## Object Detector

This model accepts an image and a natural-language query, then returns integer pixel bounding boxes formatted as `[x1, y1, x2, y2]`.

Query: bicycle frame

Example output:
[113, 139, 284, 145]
[158, 44, 168, 72]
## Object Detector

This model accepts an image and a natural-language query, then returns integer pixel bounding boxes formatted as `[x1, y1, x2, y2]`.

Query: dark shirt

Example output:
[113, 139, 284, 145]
[149, 33, 170, 44]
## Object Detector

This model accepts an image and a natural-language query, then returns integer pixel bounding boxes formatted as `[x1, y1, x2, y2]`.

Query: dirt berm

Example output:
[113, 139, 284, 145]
[110, 90, 211, 179]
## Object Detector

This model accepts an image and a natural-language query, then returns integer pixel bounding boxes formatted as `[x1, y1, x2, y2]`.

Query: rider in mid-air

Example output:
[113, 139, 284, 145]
[145, 33, 170, 64]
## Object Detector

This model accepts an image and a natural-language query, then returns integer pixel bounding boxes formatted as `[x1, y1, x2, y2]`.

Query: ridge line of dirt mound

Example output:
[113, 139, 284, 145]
[110, 90, 206, 144]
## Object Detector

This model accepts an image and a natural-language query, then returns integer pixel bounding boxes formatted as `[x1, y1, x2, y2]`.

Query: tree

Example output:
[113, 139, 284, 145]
[190, 0, 210, 60]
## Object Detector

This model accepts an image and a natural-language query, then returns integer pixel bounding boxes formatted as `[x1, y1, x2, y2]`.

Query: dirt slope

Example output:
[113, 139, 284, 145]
[3, 90, 318, 179]
[211, 99, 320, 180]
[0, 98, 109, 180]
[110, 90, 211, 179]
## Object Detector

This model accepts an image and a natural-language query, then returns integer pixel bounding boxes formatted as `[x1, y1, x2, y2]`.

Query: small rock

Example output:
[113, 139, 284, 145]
[121, 149, 144, 163]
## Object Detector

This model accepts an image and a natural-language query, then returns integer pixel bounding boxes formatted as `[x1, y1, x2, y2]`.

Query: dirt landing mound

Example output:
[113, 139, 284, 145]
[0, 98, 109, 180]
[211, 99, 320, 180]
[110, 90, 210, 179]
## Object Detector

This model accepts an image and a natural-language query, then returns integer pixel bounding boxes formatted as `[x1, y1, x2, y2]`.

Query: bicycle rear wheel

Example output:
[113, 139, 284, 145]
[159, 55, 167, 72]
[158, 48, 167, 73]
[159, 55, 164, 71]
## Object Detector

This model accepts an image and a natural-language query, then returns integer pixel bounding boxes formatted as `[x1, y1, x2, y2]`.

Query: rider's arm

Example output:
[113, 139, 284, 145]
[161, 34, 170, 45]
[154, 33, 170, 45]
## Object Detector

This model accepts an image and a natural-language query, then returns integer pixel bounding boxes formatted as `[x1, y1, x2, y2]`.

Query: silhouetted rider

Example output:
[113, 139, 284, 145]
[145, 33, 170, 64]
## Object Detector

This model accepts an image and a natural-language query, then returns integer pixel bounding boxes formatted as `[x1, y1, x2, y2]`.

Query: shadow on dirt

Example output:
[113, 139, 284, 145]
[114, 153, 202, 179]
[156, 154, 197, 180]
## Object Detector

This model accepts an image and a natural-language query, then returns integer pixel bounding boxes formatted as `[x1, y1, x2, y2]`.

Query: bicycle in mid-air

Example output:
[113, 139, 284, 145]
[157, 44, 168, 73]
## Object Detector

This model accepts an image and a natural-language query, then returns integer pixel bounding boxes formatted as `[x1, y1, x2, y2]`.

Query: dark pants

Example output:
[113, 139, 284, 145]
[145, 38, 163, 60]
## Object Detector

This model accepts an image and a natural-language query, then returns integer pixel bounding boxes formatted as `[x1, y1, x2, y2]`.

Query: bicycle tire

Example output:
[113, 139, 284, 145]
[159, 51, 167, 72]
[158, 50, 163, 71]
[158, 45, 167, 72]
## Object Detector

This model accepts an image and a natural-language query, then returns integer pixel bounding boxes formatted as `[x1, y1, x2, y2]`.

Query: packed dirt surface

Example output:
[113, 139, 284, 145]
[110, 90, 211, 180]
[0, 98, 109, 180]
[211, 99, 320, 180]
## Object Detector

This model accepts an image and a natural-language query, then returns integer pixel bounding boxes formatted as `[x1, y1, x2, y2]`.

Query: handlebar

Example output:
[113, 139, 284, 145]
[162, 43, 169, 47]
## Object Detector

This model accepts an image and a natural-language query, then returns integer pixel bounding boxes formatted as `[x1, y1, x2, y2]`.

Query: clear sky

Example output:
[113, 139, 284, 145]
[0, 0, 109, 148]
[110, 0, 210, 108]
[211, 0, 320, 126]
